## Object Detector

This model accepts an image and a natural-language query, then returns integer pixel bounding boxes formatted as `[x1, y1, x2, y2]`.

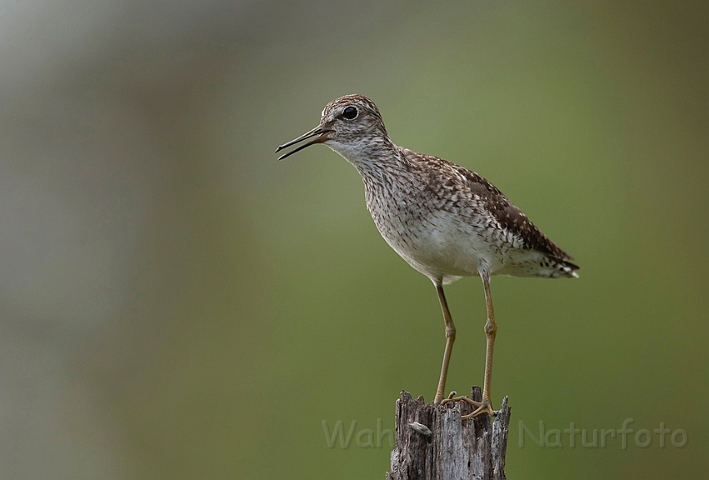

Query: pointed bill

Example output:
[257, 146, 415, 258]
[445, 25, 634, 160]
[275, 126, 331, 160]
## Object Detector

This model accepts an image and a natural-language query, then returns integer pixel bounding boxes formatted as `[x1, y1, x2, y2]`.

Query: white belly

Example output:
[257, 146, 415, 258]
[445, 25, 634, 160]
[372, 207, 509, 284]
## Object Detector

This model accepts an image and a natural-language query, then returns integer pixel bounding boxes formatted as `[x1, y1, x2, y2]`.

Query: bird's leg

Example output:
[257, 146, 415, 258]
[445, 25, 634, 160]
[466, 271, 497, 418]
[441, 271, 497, 418]
[433, 283, 456, 405]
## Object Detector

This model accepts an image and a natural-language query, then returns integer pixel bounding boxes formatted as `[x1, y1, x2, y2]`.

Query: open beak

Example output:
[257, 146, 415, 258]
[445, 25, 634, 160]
[275, 125, 331, 160]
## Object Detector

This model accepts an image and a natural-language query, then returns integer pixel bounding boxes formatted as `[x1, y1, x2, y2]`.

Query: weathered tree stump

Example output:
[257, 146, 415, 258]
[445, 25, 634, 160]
[386, 387, 511, 480]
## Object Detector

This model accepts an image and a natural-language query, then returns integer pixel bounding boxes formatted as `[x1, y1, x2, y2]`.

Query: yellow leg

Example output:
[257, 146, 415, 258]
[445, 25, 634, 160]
[433, 283, 456, 405]
[442, 271, 497, 418]
[472, 270, 497, 418]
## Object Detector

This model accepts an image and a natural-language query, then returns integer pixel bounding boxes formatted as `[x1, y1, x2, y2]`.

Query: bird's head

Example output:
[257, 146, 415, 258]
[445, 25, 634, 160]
[276, 94, 389, 161]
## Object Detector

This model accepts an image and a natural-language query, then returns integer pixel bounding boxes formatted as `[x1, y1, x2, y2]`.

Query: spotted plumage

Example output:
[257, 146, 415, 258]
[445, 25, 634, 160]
[277, 94, 579, 417]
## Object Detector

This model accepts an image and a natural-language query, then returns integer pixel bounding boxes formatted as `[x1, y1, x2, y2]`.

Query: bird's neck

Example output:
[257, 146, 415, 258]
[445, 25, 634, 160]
[326, 136, 409, 181]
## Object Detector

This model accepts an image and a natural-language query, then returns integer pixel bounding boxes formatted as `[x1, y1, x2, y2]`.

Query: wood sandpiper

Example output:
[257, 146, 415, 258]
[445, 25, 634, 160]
[276, 94, 579, 418]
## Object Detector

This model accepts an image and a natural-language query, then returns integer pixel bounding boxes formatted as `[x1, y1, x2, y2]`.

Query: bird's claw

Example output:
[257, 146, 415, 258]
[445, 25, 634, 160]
[441, 395, 496, 419]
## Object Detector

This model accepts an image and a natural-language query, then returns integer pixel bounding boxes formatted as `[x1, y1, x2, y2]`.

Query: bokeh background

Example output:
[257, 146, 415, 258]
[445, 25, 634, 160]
[1, 1, 707, 478]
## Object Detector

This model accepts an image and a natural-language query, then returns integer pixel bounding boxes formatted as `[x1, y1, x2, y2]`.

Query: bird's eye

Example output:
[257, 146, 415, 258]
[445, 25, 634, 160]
[342, 106, 358, 120]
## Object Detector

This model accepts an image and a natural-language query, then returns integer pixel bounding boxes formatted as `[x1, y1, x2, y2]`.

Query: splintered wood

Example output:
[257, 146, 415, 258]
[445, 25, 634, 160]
[386, 387, 510, 480]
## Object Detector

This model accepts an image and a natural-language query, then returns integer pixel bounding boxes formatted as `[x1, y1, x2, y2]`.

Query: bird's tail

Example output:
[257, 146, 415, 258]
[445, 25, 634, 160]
[498, 251, 580, 278]
[554, 258, 580, 278]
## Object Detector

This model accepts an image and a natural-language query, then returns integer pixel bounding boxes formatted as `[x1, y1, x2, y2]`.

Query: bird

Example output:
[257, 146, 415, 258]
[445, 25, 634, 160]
[276, 94, 578, 418]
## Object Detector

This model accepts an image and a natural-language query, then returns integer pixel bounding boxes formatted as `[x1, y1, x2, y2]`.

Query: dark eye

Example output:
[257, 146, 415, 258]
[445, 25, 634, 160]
[342, 106, 358, 120]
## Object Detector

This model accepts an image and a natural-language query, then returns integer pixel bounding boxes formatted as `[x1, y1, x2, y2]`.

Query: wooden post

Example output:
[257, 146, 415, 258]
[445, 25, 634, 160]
[386, 387, 511, 480]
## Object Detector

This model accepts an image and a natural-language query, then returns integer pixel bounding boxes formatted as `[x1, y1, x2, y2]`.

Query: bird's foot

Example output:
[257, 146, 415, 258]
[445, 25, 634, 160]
[441, 394, 496, 419]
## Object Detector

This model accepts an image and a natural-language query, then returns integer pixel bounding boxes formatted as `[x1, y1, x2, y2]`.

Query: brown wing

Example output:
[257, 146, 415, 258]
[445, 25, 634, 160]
[406, 149, 575, 262]
[453, 165, 575, 262]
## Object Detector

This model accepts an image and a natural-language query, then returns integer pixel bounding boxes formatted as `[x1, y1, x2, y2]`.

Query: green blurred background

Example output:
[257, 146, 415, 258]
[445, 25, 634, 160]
[1, 1, 707, 478]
